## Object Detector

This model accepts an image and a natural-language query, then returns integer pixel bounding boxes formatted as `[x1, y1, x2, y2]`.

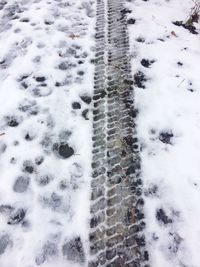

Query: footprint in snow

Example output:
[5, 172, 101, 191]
[134, 71, 147, 89]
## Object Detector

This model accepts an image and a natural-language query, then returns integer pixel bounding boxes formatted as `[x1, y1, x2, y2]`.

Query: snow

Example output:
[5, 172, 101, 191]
[0, 0, 95, 266]
[1, 0, 200, 266]
[126, 0, 200, 266]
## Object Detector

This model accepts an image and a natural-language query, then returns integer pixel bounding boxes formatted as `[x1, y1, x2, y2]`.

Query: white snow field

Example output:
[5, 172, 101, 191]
[0, 0, 95, 266]
[1, 0, 200, 266]
[126, 0, 200, 266]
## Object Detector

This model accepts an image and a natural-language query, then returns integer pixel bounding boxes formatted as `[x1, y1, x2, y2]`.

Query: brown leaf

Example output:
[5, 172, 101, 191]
[171, 31, 178, 37]
[68, 33, 80, 40]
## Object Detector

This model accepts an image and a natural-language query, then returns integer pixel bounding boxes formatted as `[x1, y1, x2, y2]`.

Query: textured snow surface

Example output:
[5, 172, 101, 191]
[0, 0, 95, 266]
[126, 0, 200, 266]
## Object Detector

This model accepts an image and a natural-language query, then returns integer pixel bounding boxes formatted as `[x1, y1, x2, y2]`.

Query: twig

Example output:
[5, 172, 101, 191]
[177, 79, 185, 88]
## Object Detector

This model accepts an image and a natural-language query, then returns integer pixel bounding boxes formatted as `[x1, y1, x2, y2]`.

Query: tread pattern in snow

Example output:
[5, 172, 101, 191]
[89, 0, 149, 266]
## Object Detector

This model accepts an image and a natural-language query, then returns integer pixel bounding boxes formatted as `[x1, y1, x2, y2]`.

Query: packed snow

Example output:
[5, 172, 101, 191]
[0, 0, 95, 266]
[126, 0, 200, 266]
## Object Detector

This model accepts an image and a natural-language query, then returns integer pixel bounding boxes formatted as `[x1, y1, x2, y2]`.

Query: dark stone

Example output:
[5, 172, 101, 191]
[13, 176, 30, 193]
[82, 109, 89, 120]
[53, 143, 74, 159]
[134, 71, 147, 89]
[0, 234, 12, 255]
[80, 94, 92, 104]
[55, 82, 61, 87]
[159, 131, 173, 144]
[35, 156, 44, 165]
[20, 18, 29, 22]
[62, 237, 85, 263]
[8, 209, 26, 225]
[158, 38, 165, 42]
[23, 161, 35, 174]
[77, 71, 84, 76]
[156, 208, 172, 224]
[44, 20, 54, 25]
[40, 83, 47, 87]
[136, 37, 145, 43]
[127, 18, 136, 25]
[21, 82, 28, 89]
[72, 102, 81, 109]
[25, 132, 35, 141]
[141, 59, 155, 68]
[35, 76, 46, 82]
[177, 61, 183, 66]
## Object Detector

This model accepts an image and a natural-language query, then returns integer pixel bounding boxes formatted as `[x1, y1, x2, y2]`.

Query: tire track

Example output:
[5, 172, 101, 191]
[89, 0, 149, 266]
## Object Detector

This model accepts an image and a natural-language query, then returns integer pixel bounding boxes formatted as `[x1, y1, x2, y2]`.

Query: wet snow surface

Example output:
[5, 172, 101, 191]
[0, 0, 95, 266]
[126, 0, 200, 266]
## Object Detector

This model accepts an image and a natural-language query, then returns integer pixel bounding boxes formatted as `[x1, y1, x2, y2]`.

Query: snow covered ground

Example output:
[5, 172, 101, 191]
[1, 0, 200, 266]
[0, 0, 95, 266]
[126, 0, 200, 266]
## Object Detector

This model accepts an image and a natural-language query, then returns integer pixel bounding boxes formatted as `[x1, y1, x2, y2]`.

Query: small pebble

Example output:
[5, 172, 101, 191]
[72, 102, 81, 109]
